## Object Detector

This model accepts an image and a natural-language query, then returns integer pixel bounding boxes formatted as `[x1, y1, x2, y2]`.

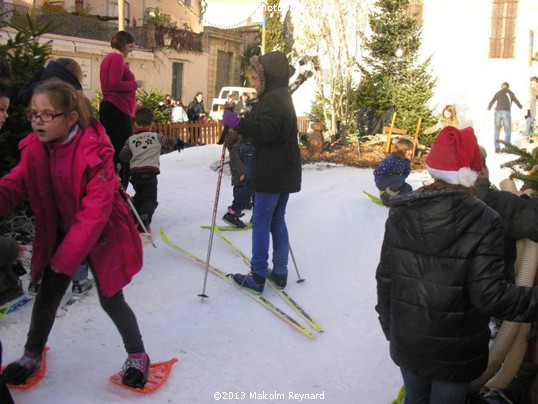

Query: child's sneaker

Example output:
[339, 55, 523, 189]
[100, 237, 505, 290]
[122, 352, 150, 389]
[2, 350, 42, 385]
[269, 271, 287, 289]
[232, 273, 265, 294]
[72, 278, 93, 296]
[27, 282, 40, 296]
[222, 209, 246, 228]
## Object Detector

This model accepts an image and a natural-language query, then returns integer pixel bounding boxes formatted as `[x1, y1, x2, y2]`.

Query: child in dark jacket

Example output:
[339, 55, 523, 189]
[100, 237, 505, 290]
[222, 130, 254, 228]
[119, 106, 183, 230]
[373, 138, 413, 206]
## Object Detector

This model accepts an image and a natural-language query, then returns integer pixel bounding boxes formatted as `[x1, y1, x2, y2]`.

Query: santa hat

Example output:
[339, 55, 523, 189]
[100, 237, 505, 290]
[425, 126, 483, 187]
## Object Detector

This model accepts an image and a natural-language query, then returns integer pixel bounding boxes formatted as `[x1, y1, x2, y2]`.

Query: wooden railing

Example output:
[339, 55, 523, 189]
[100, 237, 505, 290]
[297, 115, 310, 135]
[152, 121, 223, 144]
[152, 117, 310, 144]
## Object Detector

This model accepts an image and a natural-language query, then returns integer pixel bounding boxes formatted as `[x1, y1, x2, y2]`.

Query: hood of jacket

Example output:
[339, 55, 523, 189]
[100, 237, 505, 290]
[250, 51, 292, 96]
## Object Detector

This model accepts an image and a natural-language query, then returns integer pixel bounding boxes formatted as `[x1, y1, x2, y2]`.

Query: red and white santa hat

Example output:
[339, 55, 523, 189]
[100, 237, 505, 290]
[425, 126, 483, 187]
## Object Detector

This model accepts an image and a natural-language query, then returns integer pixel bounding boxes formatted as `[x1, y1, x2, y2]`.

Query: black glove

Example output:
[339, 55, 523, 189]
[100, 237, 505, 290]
[175, 140, 185, 152]
[525, 109, 531, 119]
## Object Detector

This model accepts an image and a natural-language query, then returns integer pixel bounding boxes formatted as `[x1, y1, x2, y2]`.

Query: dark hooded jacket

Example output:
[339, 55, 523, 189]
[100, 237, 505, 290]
[18, 61, 83, 107]
[475, 178, 538, 281]
[376, 187, 538, 383]
[236, 51, 301, 193]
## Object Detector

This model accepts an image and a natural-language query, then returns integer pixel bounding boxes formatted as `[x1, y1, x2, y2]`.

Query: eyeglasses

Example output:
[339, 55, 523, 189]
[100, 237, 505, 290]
[26, 111, 66, 122]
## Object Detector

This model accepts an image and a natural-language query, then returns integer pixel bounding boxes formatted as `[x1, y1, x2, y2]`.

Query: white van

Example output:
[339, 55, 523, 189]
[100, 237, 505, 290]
[209, 86, 257, 121]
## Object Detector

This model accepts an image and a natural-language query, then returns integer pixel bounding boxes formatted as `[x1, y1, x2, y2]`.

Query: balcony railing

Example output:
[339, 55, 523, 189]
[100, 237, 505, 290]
[0, 1, 200, 51]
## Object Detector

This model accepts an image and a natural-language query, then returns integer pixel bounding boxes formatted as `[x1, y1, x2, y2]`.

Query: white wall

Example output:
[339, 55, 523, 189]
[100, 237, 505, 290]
[421, 0, 538, 151]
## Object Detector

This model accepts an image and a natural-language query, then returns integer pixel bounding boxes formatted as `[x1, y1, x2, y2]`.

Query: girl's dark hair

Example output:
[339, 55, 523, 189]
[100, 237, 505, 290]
[392, 138, 413, 159]
[0, 58, 12, 86]
[0, 84, 10, 99]
[193, 92, 203, 100]
[111, 30, 134, 51]
[32, 78, 90, 127]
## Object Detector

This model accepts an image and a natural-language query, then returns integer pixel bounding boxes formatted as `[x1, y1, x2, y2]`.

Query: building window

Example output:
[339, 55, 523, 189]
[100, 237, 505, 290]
[489, 0, 519, 58]
[172, 63, 184, 101]
[406, 0, 423, 26]
[108, 1, 131, 23]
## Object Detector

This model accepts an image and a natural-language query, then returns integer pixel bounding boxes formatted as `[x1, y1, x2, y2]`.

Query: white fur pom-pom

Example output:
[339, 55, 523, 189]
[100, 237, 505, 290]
[457, 167, 479, 187]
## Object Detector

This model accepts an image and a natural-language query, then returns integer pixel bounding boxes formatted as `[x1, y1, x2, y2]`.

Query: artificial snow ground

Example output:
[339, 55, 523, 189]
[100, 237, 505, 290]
[2, 137, 514, 404]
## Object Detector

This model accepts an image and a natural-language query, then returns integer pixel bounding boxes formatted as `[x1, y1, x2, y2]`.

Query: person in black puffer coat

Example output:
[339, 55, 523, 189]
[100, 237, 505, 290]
[475, 146, 538, 282]
[376, 126, 538, 403]
[222, 51, 301, 294]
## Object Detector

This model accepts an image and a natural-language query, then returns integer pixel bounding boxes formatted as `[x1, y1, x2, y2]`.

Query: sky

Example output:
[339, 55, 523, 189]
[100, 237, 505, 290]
[1, 130, 519, 403]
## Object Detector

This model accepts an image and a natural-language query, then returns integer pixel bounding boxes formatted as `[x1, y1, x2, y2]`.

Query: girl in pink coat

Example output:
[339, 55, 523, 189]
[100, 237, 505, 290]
[0, 78, 150, 389]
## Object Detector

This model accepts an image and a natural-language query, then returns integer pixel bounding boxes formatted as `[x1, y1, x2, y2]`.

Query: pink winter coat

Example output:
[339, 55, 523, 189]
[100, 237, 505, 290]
[0, 118, 143, 297]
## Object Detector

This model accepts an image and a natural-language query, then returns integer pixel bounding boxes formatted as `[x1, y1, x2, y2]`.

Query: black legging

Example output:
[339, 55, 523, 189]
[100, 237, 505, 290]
[25, 265, 144, 355]
[99, 100, 133, 190]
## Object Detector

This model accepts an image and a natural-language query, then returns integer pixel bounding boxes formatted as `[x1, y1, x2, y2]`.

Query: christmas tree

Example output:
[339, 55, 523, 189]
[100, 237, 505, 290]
[500, 141, 538, 194]
[355, 0, 436, 145]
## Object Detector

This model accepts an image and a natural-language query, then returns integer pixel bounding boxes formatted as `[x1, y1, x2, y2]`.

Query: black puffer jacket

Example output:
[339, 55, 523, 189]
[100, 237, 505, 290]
[236, 52, 301, 194]
[376, 187, 538, 383]
[475, 178, 538, 281]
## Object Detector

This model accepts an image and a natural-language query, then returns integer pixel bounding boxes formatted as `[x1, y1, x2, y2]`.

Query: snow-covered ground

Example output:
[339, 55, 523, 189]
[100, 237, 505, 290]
[2, 138, 515, 403]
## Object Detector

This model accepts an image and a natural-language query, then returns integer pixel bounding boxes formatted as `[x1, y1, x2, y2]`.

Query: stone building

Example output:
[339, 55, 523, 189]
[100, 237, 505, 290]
[0, 0, 259, 106]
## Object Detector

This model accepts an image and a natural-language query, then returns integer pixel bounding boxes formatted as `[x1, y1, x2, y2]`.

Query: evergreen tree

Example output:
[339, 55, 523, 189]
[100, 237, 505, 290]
[264, 0, 289, 54]
[500, 142, 538, 194]
[354, 0, 437, 145]
[0, 14, 53, 175]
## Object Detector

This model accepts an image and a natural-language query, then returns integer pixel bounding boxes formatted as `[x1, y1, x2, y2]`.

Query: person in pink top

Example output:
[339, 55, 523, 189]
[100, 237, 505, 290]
[99, 30, 142, 190]
[0, 78, 150, 389]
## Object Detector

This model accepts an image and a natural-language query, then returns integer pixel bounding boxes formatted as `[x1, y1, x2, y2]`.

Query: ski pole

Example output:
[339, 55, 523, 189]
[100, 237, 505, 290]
[120, 187, 157, 248]
[289, 243, 305, 283]
[199, 137, 227, 299]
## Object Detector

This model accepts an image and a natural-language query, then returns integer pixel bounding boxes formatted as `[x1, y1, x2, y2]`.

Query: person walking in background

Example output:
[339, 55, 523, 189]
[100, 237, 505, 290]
[373, 138, 413, 206]
[487, 82, 522, 152]
[376, 126, 538, 403]
[99, 30, 143, 190]
[0, 79, 149, 389]
[528, 76, 538, 121]
[423, 104, 459, 135]
[222, 51, 301, 294]
[119, 106, 184, 231]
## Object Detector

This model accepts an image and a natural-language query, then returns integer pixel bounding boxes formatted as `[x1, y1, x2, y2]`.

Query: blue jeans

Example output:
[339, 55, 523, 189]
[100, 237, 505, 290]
[494, 110, 511, 149]
[377, 175, 412, 194]
[71, 262, 88, 283]
[251, 192, 290, 278]
[400, 367, 469, 404]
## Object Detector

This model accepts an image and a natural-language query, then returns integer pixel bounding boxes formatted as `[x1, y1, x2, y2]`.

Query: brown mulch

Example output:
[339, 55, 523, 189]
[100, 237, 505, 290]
[300, 142, 426, 170]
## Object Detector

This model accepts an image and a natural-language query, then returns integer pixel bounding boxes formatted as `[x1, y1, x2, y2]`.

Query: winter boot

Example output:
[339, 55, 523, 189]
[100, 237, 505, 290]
[2, 350, 42, 385]
[72, 278, 93, 296]
[232, 272, 265, 294]
[222, 208, 246, 228]
[27, 282, 40, 296]
[122, 352, 150, 389]
[269, 271, 288, 289]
